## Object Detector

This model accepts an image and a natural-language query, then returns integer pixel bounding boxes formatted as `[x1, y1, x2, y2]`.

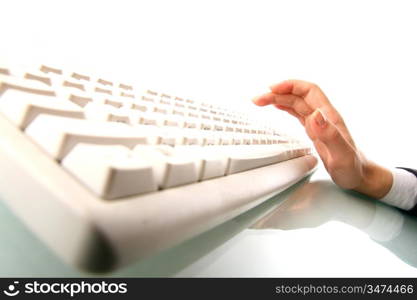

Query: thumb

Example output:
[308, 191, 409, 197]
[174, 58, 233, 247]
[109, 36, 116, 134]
[306, 109, 355, 163]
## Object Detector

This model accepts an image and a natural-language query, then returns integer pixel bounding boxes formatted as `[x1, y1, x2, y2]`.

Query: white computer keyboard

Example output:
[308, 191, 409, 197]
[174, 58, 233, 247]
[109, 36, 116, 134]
[0, 64, 317, 272]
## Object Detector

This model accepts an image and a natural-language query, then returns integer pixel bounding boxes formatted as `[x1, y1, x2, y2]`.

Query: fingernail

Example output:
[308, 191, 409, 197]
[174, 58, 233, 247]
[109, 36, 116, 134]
[252, 96, 264, 105]
[314, 108, 327, 127]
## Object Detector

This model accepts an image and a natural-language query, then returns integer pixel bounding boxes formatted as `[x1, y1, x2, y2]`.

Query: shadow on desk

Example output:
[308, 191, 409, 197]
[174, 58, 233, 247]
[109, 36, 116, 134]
[251, 180, 417, 269]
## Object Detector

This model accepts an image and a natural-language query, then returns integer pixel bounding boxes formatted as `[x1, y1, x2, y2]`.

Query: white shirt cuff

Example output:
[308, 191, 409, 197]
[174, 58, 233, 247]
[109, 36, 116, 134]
[379, 168, 417, 210]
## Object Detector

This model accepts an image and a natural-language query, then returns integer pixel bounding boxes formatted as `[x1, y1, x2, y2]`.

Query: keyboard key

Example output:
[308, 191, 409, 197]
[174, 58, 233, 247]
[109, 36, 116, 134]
[104, 98, 124, 108]
[83, 102, 112, 121]
[174, 102, 185, 108]
[0, 75, 55, 96]
[179, 129, 203, 145]
[133, 145, 199, 189]
[25, 115, 154, 160]
[146, 89, 158, 96]
[140, 112, 166, 127]
[40, 65, 62, 75]
[141, 95, 155, 102]
[24, 71, 52, 85]
[174, 146, 228, 180]
[85, 102, 141, 125]
[62, 144, 157, 199]
[58, 89, 93, 107]
[97, 78, 113, 86]
[62, 79, 85, 91]
[131, 103, 148, 112]
[160, 93, 171, 99]
[120, 91, 135, 98]
[0, 67, 9, 75]
[159, 98, 171, 105]
[119, 83, 133, 90]
[108, 111, 131, 124]
[0, 89, 84, 129]
[71, 72, 90, 81]
[225, 145, 290, 174]
[94, 86, 112, 95]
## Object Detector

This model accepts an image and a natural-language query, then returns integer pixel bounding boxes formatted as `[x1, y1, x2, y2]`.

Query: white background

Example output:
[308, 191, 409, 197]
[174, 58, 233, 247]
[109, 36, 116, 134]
[2, 0, 416, 168]
[1, 0, 417, 276]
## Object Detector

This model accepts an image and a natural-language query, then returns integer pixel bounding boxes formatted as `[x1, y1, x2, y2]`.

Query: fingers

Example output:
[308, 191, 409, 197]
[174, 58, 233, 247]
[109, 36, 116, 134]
[253, 92, 314, 117]
[269, 80, 332, 109]
[269, 80, 311, 97]
[256, 80, 356, 148]
[252, 93, 277, 106]
[253, 80, 329, 120]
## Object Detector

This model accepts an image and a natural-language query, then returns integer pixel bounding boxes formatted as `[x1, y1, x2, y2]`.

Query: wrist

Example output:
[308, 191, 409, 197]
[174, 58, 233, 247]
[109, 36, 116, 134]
[354, 161, 393, 199]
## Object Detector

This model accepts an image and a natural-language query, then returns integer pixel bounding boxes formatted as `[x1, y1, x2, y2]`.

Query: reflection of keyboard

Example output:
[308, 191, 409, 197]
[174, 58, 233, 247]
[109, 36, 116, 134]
[0, 64, 317, 272]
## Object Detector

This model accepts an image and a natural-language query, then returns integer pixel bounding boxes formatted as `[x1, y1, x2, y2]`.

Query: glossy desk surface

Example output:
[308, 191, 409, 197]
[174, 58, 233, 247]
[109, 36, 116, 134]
[1, 167, 417, 277]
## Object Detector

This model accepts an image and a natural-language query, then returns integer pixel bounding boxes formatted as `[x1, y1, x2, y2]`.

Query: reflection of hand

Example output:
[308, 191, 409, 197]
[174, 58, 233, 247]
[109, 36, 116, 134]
[253, 180, 415, 269]
[252, 180, 376, 231]
[252, 80, 392, 199]
[253, 181, 336, 230]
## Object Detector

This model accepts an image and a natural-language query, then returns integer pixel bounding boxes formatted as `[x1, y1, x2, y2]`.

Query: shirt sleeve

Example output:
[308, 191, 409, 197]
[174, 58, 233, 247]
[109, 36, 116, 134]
[379, 168, 417, 210]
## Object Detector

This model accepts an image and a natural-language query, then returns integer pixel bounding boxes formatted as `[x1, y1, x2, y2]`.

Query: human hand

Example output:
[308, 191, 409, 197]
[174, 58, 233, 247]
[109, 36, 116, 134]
[252, 80, 392, 199]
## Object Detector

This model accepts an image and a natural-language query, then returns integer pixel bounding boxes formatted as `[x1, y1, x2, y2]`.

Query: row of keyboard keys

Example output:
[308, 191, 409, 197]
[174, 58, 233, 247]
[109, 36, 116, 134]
[33, 68, 252, 120]
[39, 65, 134, 91]
[24, 114, 289, 161]
[61, 143, 309, 199]
[0, 75, 289, 146]
[4, 68, 259, 127]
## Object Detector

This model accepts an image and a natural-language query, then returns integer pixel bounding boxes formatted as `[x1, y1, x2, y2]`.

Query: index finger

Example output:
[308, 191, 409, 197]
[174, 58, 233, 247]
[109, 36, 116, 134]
[269, 80, 332, 110]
